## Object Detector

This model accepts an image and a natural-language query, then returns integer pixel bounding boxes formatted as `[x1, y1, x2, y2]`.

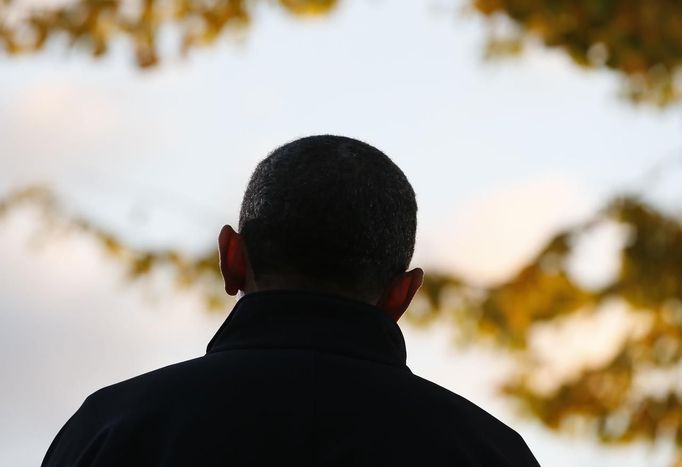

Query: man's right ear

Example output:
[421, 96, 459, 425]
[218, 225, 248, 296]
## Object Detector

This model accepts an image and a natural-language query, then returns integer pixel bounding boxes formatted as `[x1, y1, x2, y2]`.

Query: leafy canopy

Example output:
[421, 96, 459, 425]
[0, 0, 337, 67]
[474, 0, 682, 105]
[2, 0, 682, 104]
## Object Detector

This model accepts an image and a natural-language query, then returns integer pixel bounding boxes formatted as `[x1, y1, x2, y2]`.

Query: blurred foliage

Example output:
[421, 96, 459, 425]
[1, 184, 681, 463]
[0, 185, 227, 308]
[420, 196, 682, 465]
[473, 0, 682, 106]
[2, 0, 682, 104]
[0, 0, 337, 68]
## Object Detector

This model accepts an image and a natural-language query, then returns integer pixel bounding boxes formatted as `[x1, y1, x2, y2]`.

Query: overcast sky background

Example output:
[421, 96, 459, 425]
[1, 0, 682, 465]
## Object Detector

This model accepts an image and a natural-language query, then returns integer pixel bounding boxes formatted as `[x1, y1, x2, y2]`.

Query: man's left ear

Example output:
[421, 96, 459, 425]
[218, 225, 249, 296]
[376, 268, 424, 322]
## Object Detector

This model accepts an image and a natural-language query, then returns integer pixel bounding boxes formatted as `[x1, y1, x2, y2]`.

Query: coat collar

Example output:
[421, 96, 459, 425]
[206, 289, 410, 370]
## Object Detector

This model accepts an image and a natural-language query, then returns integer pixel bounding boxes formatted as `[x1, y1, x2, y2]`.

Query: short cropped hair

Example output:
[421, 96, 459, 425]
[238, 135, 417, 300]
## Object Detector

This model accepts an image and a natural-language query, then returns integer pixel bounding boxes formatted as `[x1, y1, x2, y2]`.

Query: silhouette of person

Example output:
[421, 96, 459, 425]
[42, 135, 541, 466]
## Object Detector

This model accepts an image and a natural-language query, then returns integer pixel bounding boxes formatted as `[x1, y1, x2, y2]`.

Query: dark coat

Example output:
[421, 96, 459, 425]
[42, 290, 541, 466]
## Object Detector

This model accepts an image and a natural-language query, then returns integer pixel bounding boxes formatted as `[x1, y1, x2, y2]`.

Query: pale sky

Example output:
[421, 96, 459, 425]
[1, 0, 681, 465]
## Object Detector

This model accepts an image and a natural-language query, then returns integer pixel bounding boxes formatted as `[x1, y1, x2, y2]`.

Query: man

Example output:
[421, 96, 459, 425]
[42, 135, 540, 466]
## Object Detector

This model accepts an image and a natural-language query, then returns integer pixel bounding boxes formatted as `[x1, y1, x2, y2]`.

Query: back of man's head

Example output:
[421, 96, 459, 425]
[238, 135, 417, 302]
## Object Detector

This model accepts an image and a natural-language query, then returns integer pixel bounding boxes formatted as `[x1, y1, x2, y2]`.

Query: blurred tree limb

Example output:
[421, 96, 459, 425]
[1, 183, 681, 464]
[0, 0, 338, 68]
[2, 0, 682, 104]
[473, 0, 682, 106]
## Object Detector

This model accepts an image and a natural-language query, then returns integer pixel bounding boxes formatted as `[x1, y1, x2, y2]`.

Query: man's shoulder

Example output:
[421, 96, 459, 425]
[403, 372, 540, 465]
[85, 355, 208, 407]
[407, 372, 513, 427]
[42, 356, 215, 466]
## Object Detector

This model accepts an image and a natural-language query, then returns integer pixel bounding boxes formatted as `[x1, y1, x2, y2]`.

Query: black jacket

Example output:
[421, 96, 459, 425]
[42, 290, 540, 466]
